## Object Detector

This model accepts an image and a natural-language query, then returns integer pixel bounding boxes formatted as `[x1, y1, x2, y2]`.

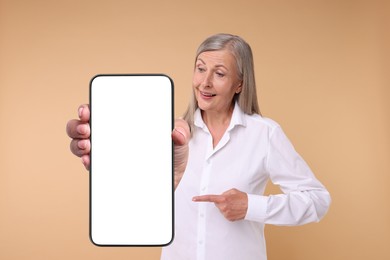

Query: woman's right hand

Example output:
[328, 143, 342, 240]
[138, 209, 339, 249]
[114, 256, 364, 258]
[172, 119, 190, 189]
[66, 105, 191, 189]
[66, 104, 91, 169]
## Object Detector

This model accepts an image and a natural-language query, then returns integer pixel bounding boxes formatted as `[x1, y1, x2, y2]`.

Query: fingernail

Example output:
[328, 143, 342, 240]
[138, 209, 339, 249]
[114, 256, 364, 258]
[77, 124, 86, 134]
[78, 107, 84, 118]
[78, 140, 86, 149]
[175, 127, 186, 137]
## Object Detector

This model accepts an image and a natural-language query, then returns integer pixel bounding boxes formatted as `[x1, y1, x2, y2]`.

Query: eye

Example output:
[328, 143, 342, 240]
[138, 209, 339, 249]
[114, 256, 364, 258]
[216, 72, 225, 78]
[196, 66, 206, 73]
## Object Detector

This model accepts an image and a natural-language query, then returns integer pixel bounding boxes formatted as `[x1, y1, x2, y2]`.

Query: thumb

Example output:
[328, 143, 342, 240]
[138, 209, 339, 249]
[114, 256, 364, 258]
[172, 119, 190, 145]
[172, 127, 187, 145]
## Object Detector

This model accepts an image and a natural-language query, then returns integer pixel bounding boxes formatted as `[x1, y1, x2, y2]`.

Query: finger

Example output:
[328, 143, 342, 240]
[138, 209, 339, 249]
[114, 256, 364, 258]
[70, 139, 91, 157]
[172, 119, 190, 145]
[172, 128, 187, 145]
[192, 195, 226, 203]
[78, 104, 90, 122]
[81, 155, 90, 170]
[172, 119, 190, 176]
[66, 119, 90, 139]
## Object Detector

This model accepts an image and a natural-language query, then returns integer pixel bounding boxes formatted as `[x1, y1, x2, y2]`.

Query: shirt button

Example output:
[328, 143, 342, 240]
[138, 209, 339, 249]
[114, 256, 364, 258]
[200, 213, 204, 218]
[199, 240, 203, 245]
[201, 186, 206, 191]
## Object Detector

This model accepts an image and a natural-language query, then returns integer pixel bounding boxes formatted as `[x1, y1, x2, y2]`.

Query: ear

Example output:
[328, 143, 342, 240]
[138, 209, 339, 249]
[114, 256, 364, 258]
[235, 82, 242, 94]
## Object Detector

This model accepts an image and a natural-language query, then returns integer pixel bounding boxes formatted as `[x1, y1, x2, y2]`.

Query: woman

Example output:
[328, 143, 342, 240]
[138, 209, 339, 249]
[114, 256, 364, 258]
[66, 33, 331, 260]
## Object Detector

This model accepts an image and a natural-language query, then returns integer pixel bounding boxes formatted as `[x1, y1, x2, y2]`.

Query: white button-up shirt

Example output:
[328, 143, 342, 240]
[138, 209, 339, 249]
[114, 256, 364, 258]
[161, 103, 331, 260]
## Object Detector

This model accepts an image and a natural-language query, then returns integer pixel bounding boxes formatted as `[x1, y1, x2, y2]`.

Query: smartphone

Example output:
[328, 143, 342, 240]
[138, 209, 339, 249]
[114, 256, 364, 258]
[89, 74, 174, 246]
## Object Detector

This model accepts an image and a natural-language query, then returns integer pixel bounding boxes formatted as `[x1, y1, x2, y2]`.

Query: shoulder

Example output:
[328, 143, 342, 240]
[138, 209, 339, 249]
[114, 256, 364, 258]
[244, 113, 281, 132]
[243, 114, 295, 150]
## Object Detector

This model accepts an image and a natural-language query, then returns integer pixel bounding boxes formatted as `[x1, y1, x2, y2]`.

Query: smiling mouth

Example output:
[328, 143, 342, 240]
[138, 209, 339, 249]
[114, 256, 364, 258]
[200, 91, 217, 97]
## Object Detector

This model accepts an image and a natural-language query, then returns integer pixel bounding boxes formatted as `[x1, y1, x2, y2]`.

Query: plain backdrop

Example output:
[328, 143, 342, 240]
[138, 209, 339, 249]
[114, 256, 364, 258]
[0, 0, 389, 259]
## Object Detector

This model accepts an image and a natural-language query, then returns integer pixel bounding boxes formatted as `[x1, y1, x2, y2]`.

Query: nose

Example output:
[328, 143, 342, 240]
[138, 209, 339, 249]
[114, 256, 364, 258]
[201, 71, 213, 88]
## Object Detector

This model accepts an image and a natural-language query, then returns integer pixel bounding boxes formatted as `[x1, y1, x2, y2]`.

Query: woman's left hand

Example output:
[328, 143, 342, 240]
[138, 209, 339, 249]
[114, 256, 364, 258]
[193, 188, 248, 221]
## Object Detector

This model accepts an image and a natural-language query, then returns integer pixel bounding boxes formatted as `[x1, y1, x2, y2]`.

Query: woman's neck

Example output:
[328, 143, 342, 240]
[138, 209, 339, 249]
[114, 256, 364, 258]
[201, 103, 234, 147]
[202, 107, 232, 127]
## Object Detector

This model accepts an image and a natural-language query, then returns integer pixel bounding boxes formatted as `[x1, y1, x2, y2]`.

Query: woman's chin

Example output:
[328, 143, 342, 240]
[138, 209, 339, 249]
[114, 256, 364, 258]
[197, 101, 210, 111]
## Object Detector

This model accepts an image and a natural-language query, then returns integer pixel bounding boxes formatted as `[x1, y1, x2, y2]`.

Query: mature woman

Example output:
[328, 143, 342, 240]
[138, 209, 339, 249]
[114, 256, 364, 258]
[66, 33, 331, 260]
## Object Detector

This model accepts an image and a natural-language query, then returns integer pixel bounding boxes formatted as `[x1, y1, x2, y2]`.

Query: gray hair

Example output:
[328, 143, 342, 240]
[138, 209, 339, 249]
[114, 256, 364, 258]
[183, 33, 261, 131]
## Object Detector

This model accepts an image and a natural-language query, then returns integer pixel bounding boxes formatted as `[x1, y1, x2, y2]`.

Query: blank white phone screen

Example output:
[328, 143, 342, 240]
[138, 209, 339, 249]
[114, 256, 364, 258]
[90, 74, 173, 246]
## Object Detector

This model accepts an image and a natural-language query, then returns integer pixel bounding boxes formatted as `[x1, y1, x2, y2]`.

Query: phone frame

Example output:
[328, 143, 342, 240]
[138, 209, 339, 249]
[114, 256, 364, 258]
[89, 74, 174, 247]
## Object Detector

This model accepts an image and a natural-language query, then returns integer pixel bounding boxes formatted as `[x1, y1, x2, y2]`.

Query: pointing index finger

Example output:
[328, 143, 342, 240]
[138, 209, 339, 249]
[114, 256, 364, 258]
[192, 195, 225, 203]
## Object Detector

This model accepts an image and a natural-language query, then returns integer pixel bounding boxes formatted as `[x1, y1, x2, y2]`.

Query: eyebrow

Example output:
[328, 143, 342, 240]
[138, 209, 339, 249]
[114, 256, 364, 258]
[196, 58, 229, 71]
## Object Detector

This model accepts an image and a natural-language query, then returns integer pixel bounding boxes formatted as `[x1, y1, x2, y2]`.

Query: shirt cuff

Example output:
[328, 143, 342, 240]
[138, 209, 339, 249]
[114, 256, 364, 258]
[245, 194, 268, 222]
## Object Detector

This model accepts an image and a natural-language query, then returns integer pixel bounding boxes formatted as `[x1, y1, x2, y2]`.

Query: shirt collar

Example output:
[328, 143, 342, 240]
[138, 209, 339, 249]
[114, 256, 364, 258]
[194, 102, 247, 132]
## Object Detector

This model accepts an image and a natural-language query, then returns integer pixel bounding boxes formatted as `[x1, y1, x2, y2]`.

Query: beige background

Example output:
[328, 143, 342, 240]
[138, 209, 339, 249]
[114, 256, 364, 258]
[1, 0, 389, 259]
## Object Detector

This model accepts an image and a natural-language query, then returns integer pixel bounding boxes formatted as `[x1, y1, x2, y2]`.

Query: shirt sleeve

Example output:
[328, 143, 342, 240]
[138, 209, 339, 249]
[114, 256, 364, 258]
[244, 126, 331, 225]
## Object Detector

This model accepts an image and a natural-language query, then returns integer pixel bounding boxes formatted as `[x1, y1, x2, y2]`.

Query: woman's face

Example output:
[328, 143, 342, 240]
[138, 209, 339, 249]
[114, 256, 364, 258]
[192, 49, 242, 115]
